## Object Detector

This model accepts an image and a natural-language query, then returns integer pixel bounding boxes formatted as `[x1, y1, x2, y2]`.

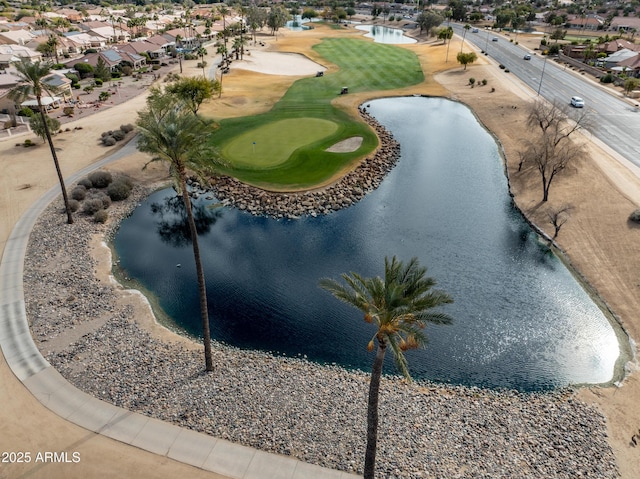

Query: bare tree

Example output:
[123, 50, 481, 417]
[519, 100, 589, 201]
[546, 204, 573, 243]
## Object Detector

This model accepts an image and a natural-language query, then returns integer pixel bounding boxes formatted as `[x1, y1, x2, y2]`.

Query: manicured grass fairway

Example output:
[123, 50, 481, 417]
[210, 36, 424, 189]
[222, 118, 338, 168]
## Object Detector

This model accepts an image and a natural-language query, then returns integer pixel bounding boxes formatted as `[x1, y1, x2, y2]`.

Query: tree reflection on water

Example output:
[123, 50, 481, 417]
[150, 193, 222, 247]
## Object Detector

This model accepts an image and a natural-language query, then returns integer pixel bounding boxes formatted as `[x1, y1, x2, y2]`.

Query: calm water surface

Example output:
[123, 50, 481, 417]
[114, 97, 621, 391]
[355, 24, 417, 44]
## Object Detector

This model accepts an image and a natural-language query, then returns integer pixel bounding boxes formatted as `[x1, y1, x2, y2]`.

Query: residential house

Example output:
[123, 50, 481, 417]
[79, 49, 146, 72]
[117, 40, 164, 59]
[89, 25, 131, 44]
[55, 9, 85, 23]
[63, 32, 108, 53]
[565, 16, 604, 31]
[600, 39, 640, 55]
[603, 48, 639, 69]
[616, 54, 640, 77]
[0, 44, 42, 64]
[0, 29, 36, 46]
[43, 71, 73, 98]
[147, 34, 174, 54]
[164, 27, 198, 50]
[609, 16, 640, 34]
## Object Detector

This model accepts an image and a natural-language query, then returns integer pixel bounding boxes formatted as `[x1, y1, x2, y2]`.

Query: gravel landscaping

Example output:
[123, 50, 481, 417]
[23, 182, 620, 478]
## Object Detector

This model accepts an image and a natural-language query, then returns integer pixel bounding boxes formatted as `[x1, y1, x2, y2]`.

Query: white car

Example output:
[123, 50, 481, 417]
[570, 96, 585, 108]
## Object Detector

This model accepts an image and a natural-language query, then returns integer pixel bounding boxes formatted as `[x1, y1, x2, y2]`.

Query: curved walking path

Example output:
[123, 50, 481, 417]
[0, 139, 357, 479]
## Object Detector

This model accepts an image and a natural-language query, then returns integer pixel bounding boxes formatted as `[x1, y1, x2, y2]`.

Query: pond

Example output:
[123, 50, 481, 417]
[355, 24, 417, 44]
[114, 97, 623, 391]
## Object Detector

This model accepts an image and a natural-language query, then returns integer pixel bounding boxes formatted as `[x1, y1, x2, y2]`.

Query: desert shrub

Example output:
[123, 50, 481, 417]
[78, 178, 92, 188]
[83, 85, 94, 94]
[102, 136, 116, 146]
[68, 199, 80, 212]
[98, 91, 111, 102]
[469, 77, 475, 86]
[101, 131, 110, 138]
[111, 71, 122, 79]
[600, 73, 614, 83]
[65, 73, 79, 84]
[23, 139, 34, 147]
[152, 64, 160, 70]
[111, 129, 126, 141]
[504, 69, 510, 73]
[18, 107, 34, 117]
[82, 198, 104, 215]
[629, 209, 640, 223]
[108, 179, 133, 201]
[97, 193, 112, 209]
[88, 170, 113, 188]
[482, 79, 488, 85]
[71, 185, 87, 200]
[121, 66, 133, 76]
[120, 124, 135, 133]
[74, 62, 94, 78]
[94, 78, 103, 87]
[499, 64, 505, 69]
[52, 63, 66, 70]
[94, 209, 109, 223]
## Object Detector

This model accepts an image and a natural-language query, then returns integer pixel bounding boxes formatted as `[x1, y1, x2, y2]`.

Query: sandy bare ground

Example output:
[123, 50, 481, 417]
[1, 24, 639, 478]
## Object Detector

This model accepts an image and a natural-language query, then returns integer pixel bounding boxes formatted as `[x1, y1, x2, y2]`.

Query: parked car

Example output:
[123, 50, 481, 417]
[570, 96, 585, 108]
[492, 37, 498, 41]
[523, 54, 532, 60]
[472, 28, 479, 33]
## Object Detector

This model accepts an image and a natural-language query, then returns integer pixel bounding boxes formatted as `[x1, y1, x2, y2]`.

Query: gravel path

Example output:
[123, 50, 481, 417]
[24, 187, 620, 479]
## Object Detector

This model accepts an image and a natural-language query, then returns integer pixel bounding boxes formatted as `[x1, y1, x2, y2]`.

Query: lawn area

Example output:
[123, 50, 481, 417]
[209, 36, 424, 190]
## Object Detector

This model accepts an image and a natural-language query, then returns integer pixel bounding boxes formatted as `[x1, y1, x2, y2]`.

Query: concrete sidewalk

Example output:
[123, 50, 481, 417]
[0, 143, 359, 479]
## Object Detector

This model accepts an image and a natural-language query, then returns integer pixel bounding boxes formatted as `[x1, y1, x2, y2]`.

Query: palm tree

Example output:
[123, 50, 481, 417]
[197, 47, 208, 76]
[11, 58, 73, 224]
[461, 23, 471, 52]
[175, 34, 184, 73]
[136, 90, 225, 372]
[320, 256, 453, 479]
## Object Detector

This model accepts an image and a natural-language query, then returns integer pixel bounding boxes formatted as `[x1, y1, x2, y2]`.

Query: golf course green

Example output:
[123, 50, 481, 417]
[208, 36, 424, 190]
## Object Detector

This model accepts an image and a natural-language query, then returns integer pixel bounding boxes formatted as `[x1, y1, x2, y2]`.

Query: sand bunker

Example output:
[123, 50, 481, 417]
[234, 51, 326, 76]
[326, 136, 364, 153]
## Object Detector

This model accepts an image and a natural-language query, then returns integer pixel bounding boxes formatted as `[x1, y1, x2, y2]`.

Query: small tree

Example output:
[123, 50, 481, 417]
[437, 26, 453, 44]
[457, 52, 478, 70]
[546, 204, 573, 243]
[165, 77, 221, 116]
[520, 100, 589, 201]
[74, 62, 94, 79]
[29, 114, 60, 142]
[94, 56, 112, 82]
[624, 77, 640, 96]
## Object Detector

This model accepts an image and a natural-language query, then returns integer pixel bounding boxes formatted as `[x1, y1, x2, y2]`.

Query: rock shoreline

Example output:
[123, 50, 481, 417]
[23, 191, 620, 478]
[210, 109, 401, 219]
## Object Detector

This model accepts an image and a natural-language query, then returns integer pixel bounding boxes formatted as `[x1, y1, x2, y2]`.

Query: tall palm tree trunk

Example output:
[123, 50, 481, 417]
[364, 340, 386, 479]
[38, 97, 73, 224]
[178, 172, 213, 371]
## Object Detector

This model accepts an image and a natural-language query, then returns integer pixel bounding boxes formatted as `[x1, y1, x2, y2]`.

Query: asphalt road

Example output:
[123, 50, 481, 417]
[453, 24, 640, 168]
